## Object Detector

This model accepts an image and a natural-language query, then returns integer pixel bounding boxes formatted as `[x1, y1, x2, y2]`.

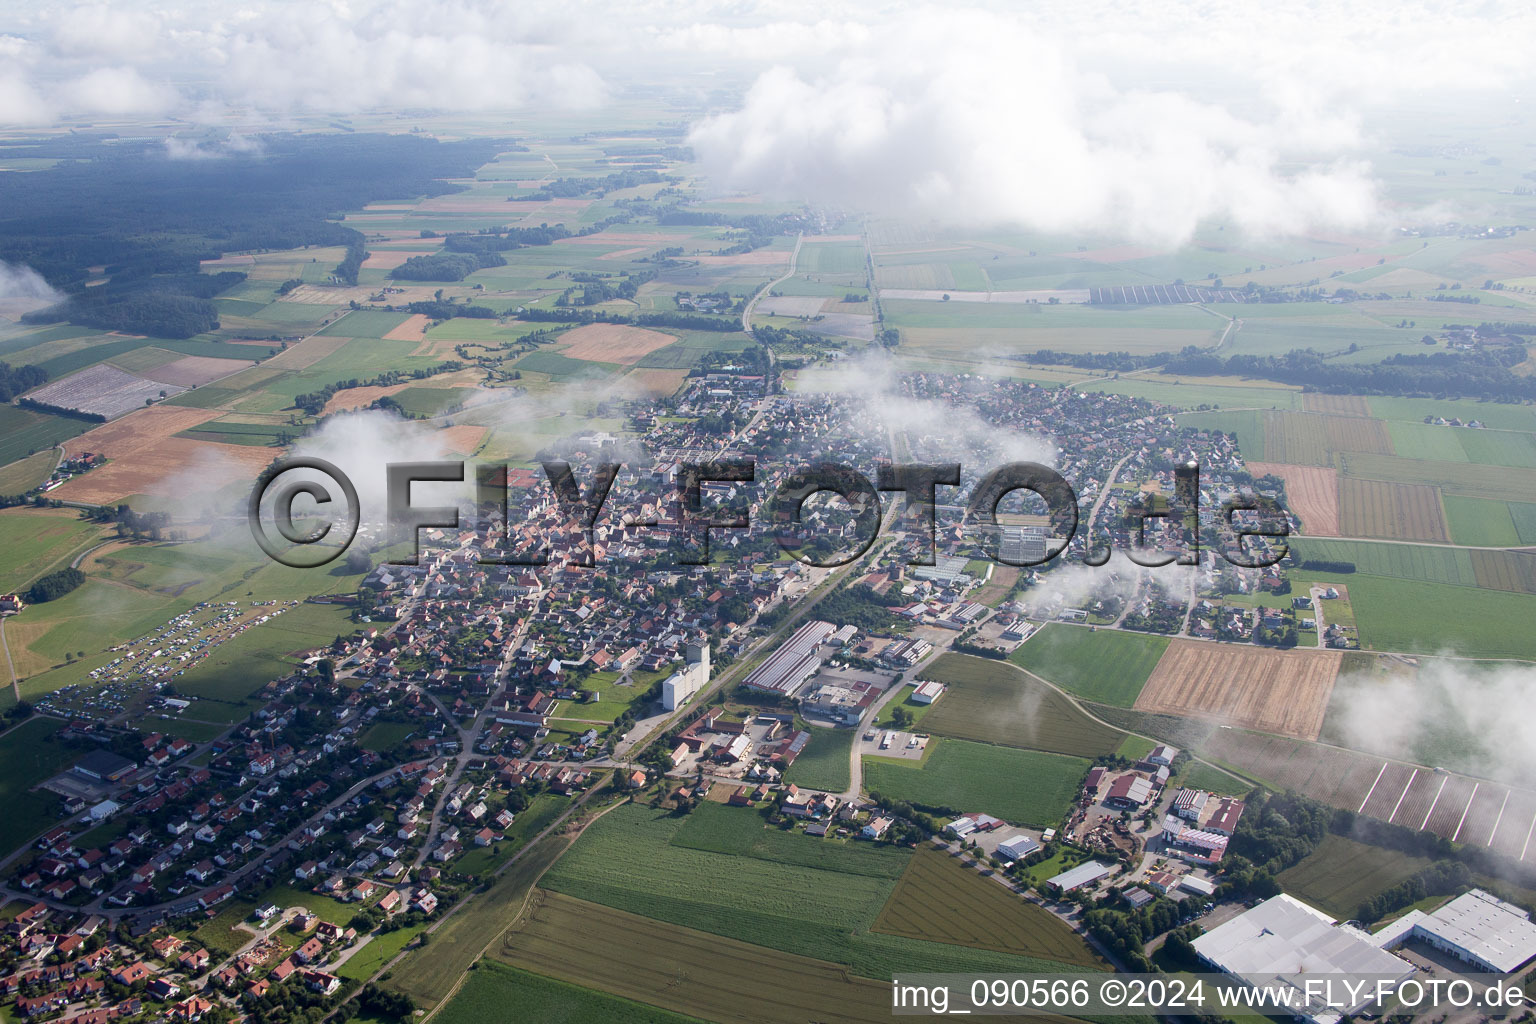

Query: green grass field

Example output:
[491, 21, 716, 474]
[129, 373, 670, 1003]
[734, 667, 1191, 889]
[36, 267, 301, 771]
[916, 654, 1125, 757]
[1441, 495, 1523, 547]
[0, 508, 107, 593]
[1007, 624, 1169, 707]
[1297, 571, 1536, 659]
[1276, 834, 1435, 920]
[863, 740, 1087, 827]
[0, 451, 59, 495]
[672, 802, 909, 878]
[0, 717, 76, 853]
[781, 726, 854, 792]
[542, 803, 905, 967]
[0, 406, 91, 467]
[1288, 538, 1478, 587]
[873, 845, 1104, 968]
[437, 961, 705, 1024]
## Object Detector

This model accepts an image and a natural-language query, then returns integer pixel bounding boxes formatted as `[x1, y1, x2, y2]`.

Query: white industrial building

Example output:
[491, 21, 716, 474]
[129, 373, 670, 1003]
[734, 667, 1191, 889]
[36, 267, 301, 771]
[1192, 894, 1414, 1024]
[1046, 860, 1115, 893]
[997, 834, 1040, 861]
[742, 620, 834, 697]
[1371, 889, 1536, 974]
[661, 642, 710, 711]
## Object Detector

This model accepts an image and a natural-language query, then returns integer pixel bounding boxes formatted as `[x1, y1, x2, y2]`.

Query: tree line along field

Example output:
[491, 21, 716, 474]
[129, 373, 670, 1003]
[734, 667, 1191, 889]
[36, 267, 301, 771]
[1007, 623, 1169, 707]
[872, 846, 1104, 969]
[1275, 834, 1436, 920]
[915, 653, 1126, 757]
[781, 726, 853, 792]
[863, 740, 1088, 828]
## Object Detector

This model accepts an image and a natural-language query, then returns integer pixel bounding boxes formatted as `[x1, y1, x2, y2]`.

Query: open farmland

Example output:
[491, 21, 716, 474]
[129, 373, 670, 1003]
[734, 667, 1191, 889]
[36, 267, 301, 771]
[0, 508, 107, 592]
[1337, 478, 1449, 542]
[557, 323, 678, 365]
[139, 354, 254, 387]
[1469, 549, 1536, 594]
[1196, 729, 1536, 859]
[872, 846, 1104, 968]
[47, 405, 276, 505]
[540, 802, 903, 966]
[1288, 539, 1477, 587]
[496, 892, 895, 1024]
[24, 363, 187, 419]
[1007, 624, 1168, 707]
[1341, 452, 1536, 503]
[863, 741, 1087, 827]
[0, 406, 91, 467]
[1303, 394, 1372, 417]
[781, 726, 854, 792]
[1248, 462, 1340, 536]
[1276, 834, 1434, 919]
[670, 803, 910, 879]
[1134, 641, 1341, 740]
[440, 961, 705, 1024]
[916, 654, 1126, 757]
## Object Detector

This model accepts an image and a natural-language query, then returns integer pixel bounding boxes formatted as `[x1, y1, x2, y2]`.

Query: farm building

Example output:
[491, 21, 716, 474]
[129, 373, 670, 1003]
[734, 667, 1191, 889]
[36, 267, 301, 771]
[1375, 889, 1536, 974]
[996, 834, 1040, 861]
[1104, 774, 1154, 808]
[911, 680, 946, 705]
[1046, 861, 1114, 893]
[742, 620, 834, 697]
[1192, 894, 1414, 1024]
[1147, 745, 1180, 766]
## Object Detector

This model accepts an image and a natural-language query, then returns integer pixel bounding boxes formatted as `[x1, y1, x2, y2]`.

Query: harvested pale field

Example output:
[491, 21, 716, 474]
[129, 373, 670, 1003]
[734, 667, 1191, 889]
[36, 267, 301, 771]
[51, 436, 274, 505]
[262, 334, 352, 370]
[321, 383, 412, 415]
[141, 355, 255, 387]
[806, 234, 862, 242]
[594, 246, 650, 261]
[557, 323, 677, 365]
[1248, 461, 1341, 536]
[620, 367, 688, 397]
[1064, 245, 1160, 262]
[1135, 641, 1342, 740]
[1338, 478, 1449, 542]
[49, 405, 220, 458]
[439, 424, 487, 455]
[693, 251, 792, 266]
[383, 313, 432, 342]
[360, 250, 439, 271]
[554, 232, 694, 246]
[1302, 394, 1372, 417]
[757, 296, 829, 317]
[198, 254, 255, 267]
[1469, 248, 1536, 276]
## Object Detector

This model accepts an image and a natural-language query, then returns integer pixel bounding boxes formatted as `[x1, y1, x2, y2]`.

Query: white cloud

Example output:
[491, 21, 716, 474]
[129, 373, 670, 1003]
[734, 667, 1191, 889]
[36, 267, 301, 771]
[687, 9, 1386, 245]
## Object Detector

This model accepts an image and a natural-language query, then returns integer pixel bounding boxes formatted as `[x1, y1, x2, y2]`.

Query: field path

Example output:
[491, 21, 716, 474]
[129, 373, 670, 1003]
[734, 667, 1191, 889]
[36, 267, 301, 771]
[0, 617, 17, 701]
[742, 232, 803, 336]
